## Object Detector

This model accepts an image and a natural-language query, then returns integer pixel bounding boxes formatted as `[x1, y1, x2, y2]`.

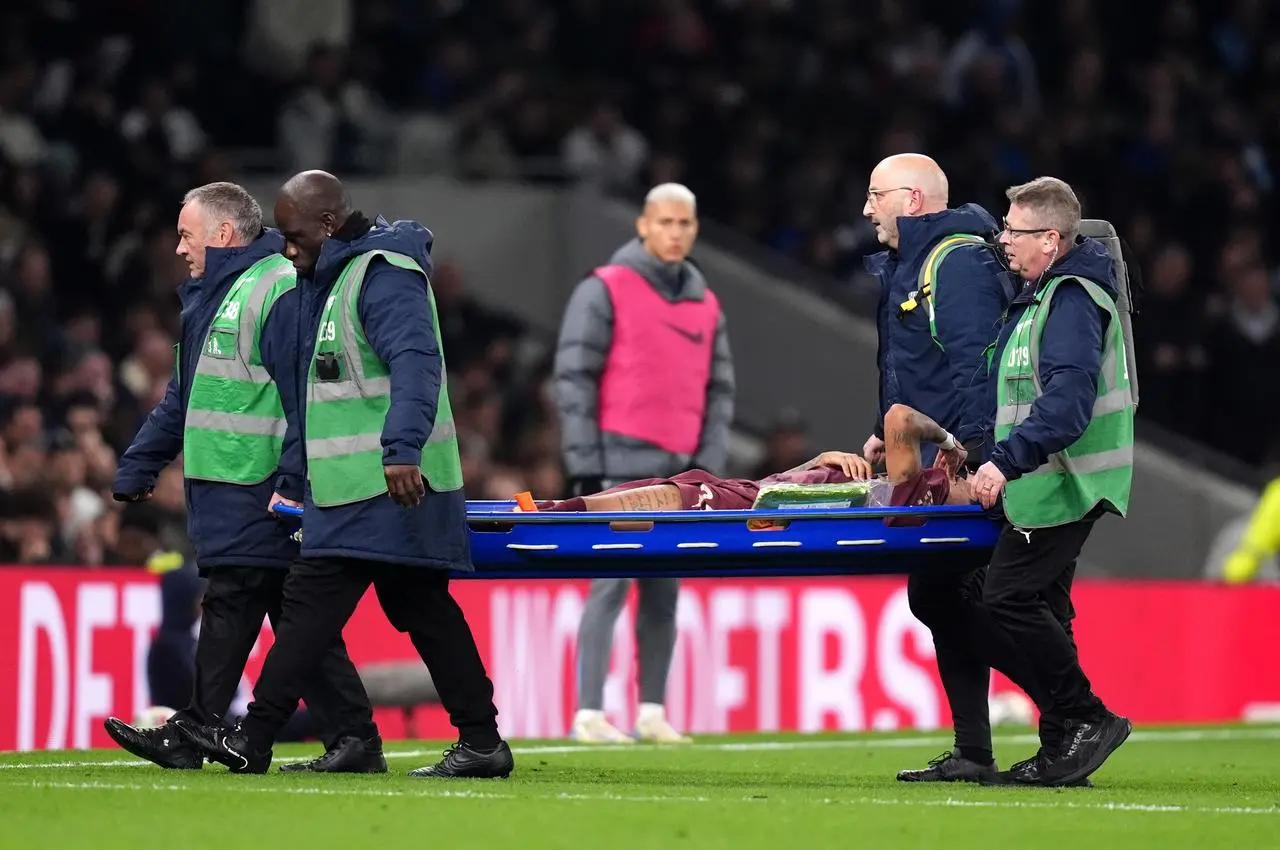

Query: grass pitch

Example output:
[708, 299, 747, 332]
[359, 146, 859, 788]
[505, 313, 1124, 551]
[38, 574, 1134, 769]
[0, 725, 1276, 850]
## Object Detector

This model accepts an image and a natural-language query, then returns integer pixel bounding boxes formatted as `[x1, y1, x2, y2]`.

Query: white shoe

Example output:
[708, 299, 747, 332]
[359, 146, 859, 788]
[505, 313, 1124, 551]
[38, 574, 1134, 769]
[571, 710, 635, 744]
[634, 704, 692, 744]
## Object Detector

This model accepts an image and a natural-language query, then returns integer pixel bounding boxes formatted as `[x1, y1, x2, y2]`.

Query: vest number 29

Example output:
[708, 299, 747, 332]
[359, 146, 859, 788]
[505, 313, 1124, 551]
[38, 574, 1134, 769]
[320, 321, 337, 343]
[1007, 345, 1030, 369]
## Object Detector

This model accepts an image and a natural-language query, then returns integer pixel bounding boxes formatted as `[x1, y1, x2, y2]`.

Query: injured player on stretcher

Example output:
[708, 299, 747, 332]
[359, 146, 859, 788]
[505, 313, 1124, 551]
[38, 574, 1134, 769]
[526, 404, 974, 514]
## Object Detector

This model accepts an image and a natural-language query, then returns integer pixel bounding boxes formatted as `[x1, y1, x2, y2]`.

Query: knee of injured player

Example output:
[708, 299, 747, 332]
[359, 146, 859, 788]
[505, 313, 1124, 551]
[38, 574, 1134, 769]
[884, 403, 916, 430]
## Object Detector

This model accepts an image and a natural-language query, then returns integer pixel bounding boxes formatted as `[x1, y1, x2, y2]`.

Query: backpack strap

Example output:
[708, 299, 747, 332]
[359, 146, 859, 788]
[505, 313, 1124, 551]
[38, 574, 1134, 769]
[899, 234, 993, 351]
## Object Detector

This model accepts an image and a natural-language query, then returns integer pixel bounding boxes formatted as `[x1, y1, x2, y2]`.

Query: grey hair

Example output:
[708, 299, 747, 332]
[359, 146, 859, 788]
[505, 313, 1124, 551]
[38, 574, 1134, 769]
[645, 182, 696, 213]
[1005, 177, 1081, 243]
[182, 182, 263, 242]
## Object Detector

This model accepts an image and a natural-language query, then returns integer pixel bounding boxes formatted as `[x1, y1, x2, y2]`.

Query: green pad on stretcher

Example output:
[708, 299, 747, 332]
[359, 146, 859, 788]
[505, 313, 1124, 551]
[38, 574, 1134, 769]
[751, 480, 874, 510]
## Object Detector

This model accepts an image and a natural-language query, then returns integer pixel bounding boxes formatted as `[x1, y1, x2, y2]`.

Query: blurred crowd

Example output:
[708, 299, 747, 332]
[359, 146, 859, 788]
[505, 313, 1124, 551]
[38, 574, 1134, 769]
[1, 0, 1276, 565]
[0, 0, 580, 565]
[424, 0, 1280, 464]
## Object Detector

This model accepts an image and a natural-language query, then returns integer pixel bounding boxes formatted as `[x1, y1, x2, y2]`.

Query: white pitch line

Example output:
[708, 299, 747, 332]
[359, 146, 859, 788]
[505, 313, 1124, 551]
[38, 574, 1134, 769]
[2, 726, 1277, 771]
[9, 780, 1280, 817]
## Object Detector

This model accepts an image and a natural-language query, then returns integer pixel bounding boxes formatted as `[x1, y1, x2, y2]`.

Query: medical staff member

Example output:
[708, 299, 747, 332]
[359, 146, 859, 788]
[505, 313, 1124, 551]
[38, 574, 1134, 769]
[860, 154, 1021, 785]
[177, 171, 511, 780]
[554, 183, 735, 744]
[106, 182, 382, 773]
[970, 176, 1135, 787]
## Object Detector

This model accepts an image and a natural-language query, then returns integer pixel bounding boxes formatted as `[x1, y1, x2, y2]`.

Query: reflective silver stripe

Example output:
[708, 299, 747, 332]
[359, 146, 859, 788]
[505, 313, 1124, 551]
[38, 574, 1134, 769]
[195, 359, 273, 383]
[1100, 346, 1118, 387]
[304, 417, 455, 455]
[426, 416, 457, 444]
[1003, 276, 1131, 429]
[310, 376, 391, 403]
[996, 404, 1022, 428]
[194, 259, 293, 384]
[338, 256, 373, 382]
[185, 408, 286, 437]
[308, 432, 383, 459]
[1093, 387, 1130, 416]
[240, 262, 293, 364]
[1022, 446, 1133, 479]
[331, 250, 427, 385]
[997, 386, 1130, 428]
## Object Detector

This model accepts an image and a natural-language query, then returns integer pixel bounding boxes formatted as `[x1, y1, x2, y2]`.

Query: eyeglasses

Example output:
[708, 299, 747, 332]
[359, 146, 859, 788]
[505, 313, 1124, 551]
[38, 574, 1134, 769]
[1001, 220, 1054, 237]
[866, 187, 915, 205]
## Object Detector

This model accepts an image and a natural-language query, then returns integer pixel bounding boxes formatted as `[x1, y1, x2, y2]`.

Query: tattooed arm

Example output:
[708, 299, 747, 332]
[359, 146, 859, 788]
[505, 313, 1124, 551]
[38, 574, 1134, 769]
[883, 403, 965, 481]
[886, 406, 952, 450]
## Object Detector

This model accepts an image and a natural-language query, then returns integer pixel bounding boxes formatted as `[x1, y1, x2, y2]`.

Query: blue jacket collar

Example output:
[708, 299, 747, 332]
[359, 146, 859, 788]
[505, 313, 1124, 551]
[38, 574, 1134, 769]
[865, 203, 999, 274]
[311, 213, 435, 288]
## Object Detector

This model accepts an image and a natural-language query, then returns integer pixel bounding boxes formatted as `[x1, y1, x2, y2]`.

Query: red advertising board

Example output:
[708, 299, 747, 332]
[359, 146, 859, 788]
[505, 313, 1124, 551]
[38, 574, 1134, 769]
[2, 567, 1279, 751]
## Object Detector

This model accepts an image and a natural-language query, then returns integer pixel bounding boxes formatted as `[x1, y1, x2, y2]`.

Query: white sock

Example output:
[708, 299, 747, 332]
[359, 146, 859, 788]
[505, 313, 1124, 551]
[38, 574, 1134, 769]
[574, 709, 604, 724]
[637, 703, 665, 723]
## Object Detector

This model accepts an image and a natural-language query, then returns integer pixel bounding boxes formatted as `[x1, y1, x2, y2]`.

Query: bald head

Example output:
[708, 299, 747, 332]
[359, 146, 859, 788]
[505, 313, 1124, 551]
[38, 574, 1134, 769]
[862, 154, 950, 250]
[279, 170, 352, 220]
[275, 170, 354, 275]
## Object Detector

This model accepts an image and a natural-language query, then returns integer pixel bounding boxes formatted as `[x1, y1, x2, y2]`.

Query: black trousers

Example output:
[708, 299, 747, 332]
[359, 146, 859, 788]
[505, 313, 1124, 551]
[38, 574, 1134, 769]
[241, 558, 500, 752]
[908, 567, 1060, 758]
[171, 566, 377, 749]
[982, 517, 1106, 723]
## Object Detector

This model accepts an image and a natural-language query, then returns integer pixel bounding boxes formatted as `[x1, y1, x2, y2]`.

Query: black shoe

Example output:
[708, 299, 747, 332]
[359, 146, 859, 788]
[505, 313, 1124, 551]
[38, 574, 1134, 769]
[981, 751, 1094, 787]
[896, 749, 997, 783]
[173, 719, 272, 774]
[279, 735, 388, 773]
[408, 741, 514, 778]
[103, 717, 202, 770]
[1039, 713, 1132, 787]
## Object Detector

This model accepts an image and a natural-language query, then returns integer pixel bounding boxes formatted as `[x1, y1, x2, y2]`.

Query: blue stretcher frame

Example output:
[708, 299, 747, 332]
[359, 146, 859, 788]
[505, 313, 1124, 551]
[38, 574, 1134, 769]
[272, 501, 999, 580]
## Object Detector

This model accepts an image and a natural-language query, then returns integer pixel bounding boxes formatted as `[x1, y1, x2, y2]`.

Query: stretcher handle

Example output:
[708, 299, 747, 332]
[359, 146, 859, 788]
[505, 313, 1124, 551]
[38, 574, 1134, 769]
[464, 504, 985, 524]
[273, 501, 987, 523]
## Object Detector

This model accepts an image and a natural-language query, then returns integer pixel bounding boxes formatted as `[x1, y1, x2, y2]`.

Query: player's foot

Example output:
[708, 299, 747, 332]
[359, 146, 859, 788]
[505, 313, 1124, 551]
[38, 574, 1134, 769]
[571, 710, 635, 744]
[408, 741, 514, 778]
[896, 749, 997, 783]
[102, 717, 202, 770]
[634, 705, 692, 744]
[278, 735, 388, 773]
[980, 751, 1094, 787]
[173, 718, 271, 774]
[1039, 712, 1131, 787]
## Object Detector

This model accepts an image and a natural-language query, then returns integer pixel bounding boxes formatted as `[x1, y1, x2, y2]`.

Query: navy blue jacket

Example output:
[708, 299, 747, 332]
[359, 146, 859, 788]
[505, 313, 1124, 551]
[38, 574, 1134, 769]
[296, 215, 470, 572]
[989, 236, 1119, 480]
[866, 204, 1010, 460]
[114, 231, 302, 569]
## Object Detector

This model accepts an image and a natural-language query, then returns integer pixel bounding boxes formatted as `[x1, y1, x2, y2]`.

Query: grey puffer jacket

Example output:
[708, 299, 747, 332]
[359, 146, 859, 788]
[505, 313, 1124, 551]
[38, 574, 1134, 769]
[553, 238, 735, 487]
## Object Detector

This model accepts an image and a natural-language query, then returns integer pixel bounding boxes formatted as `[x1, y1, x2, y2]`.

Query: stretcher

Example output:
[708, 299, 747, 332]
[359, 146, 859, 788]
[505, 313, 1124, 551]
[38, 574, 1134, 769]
[272, 502, 998, 579]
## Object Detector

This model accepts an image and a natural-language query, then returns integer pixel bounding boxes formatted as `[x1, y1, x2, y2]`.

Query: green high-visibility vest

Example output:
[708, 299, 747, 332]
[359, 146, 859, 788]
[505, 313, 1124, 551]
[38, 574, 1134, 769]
[305, 249, 462, 507]
[184, 254, 297, 484]
[995, 275, 1134, 528]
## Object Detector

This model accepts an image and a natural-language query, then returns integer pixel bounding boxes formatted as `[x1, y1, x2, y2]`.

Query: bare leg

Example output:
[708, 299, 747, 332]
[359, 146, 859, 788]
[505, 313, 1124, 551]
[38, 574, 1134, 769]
[582, 484, 684, 512]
